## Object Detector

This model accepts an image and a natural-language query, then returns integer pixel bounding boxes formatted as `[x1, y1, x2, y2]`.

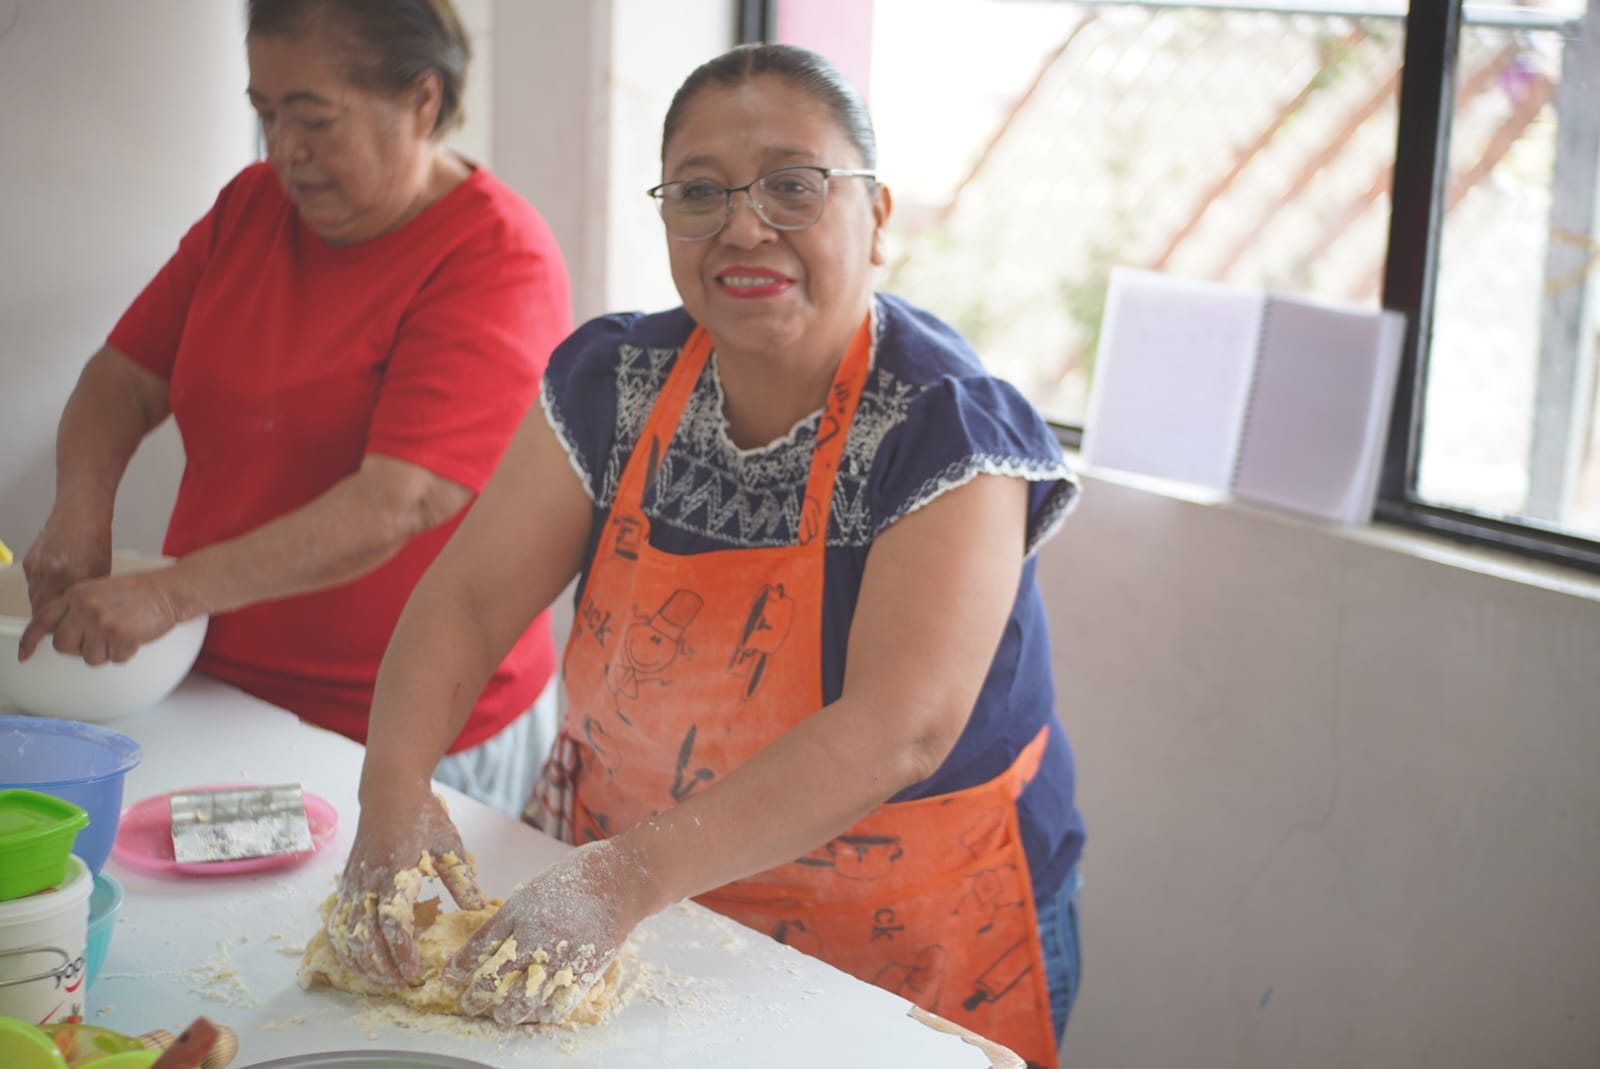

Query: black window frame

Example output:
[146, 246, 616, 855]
[737, 0, 776, 44]
[1378, 0, 1600, 574]
[746, 0, 1600, 574]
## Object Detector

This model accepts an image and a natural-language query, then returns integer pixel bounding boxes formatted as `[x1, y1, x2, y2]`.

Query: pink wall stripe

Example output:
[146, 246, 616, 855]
[775, 0, 876, 101]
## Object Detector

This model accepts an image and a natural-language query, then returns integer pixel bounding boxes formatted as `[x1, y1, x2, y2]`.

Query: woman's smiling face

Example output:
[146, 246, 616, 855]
[659, 74, 891, 366]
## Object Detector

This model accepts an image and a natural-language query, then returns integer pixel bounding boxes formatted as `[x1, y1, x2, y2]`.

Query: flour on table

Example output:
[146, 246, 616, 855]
[187, 940, 259, 1009]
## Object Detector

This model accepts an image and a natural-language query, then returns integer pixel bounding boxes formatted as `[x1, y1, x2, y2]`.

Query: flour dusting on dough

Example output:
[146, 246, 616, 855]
[299, 859, 632, 1028]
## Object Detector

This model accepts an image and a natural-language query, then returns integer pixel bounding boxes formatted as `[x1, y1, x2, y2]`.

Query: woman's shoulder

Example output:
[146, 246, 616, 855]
[540, 307, 696, 504]
[863, 293, 1078, 551]
[207, 161, 292, 227]
[869, 292, 1051, 427]
[544, 308, 694, 416]
[551, 307, 696, 366]
[872, 292, 989, 382]
[439, 165, 564, 255]
[220, 160, 283, 196]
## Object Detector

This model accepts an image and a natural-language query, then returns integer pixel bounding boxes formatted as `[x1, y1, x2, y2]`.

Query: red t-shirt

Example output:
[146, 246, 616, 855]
[108, 162, 571, 752]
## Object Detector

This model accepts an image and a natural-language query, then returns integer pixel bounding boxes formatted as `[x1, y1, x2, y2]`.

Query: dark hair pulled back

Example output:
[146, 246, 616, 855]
[661, 43, 877, 170]
[247, 0, 470, 136]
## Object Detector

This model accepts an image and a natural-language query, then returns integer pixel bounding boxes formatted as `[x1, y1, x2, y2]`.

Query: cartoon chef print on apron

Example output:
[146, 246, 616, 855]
[529, 314, 1061, 1068]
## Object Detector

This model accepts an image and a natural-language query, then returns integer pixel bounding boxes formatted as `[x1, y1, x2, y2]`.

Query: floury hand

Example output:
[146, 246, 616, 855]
[443, 839, 653, 1025]
[327, 790, 485, 987]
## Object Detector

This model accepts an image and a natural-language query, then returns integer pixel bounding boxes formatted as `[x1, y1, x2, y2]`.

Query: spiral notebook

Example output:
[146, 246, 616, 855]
[1082, 267, 1406, 525]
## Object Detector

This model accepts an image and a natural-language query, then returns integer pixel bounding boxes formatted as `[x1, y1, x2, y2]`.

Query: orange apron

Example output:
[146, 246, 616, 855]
[534, 316, 1060, 1068]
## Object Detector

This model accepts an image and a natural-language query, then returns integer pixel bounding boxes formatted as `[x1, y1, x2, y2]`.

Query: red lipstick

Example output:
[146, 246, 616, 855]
[714, 266, 793, 299]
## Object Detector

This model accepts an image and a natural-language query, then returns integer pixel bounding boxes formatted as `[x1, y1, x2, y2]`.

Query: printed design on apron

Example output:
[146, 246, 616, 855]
[529, 314, 1062, 1068]
[603, 588, 702, 721]
[728, 583, 794, 699]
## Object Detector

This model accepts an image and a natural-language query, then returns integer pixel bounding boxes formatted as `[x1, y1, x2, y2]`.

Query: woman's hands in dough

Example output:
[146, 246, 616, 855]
[444, 839, 652, 1025]
[329, 790, 486, 988]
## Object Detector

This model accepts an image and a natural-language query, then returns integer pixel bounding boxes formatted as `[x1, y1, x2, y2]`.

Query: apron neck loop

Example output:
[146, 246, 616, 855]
[613, 327, 716, 510]
[798, 313, 873, 546]
[613, 312, 876, 549]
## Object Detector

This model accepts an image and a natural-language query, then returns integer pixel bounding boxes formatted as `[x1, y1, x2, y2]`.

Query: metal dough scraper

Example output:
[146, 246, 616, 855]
[169, 784, 314, 863]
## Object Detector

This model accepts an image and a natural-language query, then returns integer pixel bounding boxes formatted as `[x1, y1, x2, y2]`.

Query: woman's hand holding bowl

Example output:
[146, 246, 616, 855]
[19, 566, 189, 666]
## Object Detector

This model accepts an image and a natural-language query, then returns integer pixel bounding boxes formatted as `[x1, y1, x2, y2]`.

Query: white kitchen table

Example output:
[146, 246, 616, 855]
[35, 675, 1013, 1068]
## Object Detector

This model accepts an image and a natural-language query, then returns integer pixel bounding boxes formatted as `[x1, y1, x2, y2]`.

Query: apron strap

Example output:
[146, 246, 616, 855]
[611, 314, 876, 545]
[798, 315, 874, 545]
[612, 327, 716, 511]
[1004, 725, 1052, 803]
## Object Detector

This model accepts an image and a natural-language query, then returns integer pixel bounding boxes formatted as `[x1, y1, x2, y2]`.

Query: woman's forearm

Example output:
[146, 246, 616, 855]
[355, 411, 598, 806]
[359, 572, 506, 803]
[615, 474, 1029, 921]
[618, 695, 944, 914]
[52, 347, 170, 521]
[160, 455, 470, 624]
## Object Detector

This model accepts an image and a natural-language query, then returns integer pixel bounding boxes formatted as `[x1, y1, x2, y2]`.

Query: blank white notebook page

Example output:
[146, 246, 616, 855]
[1231, 297, 1405, 524]
[1083, 267, 1266, 490]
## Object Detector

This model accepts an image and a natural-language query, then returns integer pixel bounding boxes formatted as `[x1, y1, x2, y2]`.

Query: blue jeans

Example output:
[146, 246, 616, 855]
[1036, 865, 1083, 1045]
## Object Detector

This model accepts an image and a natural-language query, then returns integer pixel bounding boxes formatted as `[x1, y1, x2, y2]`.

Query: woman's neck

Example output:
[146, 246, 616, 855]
[707, 298, 872, 449]
[396, 149, 471, 227]
[327, 149, 469, 246]
[715, 349, 838, 450]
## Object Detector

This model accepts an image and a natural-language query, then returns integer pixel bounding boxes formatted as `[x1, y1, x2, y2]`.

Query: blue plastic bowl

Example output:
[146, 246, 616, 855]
[86, 870, 123, 987]
[0, 716, 141, 876]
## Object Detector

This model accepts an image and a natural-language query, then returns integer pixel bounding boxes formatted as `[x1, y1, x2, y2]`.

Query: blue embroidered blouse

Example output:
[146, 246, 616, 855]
[543, 292, 1085, 898]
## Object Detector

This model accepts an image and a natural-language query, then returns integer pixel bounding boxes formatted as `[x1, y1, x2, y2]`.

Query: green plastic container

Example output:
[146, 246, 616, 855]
[0, 789, 89, 901]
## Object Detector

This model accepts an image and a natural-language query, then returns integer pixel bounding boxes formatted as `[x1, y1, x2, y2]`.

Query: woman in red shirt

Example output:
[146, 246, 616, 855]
[18, 0, 570, 810]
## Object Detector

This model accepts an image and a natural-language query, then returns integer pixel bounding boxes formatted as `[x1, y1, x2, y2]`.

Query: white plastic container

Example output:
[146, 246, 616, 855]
[0, 854, 92, 1025]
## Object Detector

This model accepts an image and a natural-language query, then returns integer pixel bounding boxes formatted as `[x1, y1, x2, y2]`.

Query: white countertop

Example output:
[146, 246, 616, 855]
[45, 675, 1003, 1068]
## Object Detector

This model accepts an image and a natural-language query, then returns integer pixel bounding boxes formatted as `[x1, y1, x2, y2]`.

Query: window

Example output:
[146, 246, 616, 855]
[765, 0, 1600, 570]
[1407, 1, 1600, 547]
[870, 0, 1402, 428]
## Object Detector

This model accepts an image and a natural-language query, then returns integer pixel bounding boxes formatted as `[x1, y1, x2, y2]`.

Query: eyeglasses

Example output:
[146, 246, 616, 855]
[647, 165, 877, 241]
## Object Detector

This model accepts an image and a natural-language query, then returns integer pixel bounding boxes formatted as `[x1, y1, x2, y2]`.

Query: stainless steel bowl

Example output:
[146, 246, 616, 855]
[238, 1054, 496, 1069]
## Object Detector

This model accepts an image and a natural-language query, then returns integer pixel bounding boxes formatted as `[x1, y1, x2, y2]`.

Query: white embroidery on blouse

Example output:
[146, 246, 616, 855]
[883, 456, 1081, 558]
[544, 306, 1076, 551]
[541, 386, 596, 503]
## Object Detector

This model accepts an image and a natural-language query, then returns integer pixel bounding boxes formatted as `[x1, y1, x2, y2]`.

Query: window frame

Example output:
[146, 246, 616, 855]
[1379, 0, 1600, 574]
[737, 0, 776, 44]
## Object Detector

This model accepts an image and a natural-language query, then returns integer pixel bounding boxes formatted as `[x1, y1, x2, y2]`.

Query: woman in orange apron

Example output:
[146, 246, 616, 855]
[330, 43, 1084, 1068]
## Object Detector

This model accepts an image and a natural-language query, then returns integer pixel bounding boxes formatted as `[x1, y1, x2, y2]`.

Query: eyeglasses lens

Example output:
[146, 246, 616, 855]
[658, 168, 828, 239]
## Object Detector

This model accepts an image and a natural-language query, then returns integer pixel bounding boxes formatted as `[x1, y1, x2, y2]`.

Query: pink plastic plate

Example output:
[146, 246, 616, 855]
[110, 784, 338, 877]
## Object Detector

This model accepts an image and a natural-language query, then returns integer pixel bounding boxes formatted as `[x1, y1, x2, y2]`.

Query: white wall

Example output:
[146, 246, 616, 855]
[486, 0, 613, 324]
[606, 0, 732, 317]
[448, 0, 494, 167]
[487, 0, 730, 322]
[1048, 470, 1600, 1069]
[0, 0, 256, 555]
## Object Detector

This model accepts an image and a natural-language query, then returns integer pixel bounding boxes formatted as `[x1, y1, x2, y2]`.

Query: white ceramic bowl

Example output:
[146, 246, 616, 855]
[0, 552, 207, 721]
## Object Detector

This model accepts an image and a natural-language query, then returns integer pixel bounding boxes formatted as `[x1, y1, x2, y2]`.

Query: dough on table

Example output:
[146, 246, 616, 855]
[299, 856, 627, 1026]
